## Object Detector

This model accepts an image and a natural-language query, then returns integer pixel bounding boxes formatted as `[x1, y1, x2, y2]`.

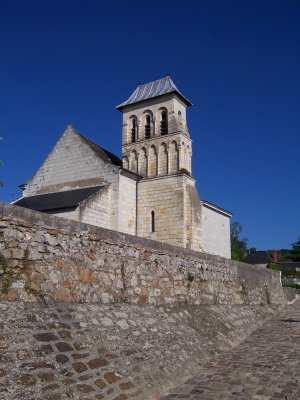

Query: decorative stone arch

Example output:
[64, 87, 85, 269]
[169, 140, 179, 174]
[129, 150, 138, 174]
[122, 155, 129, 170]
[148, 145, 158, 177]
[158, 142, 168, 176]
[138, 147, 147, 177]
[143, 110, 154, 139]
[129, 115, 138, 143]
[158, 107, 168, 136]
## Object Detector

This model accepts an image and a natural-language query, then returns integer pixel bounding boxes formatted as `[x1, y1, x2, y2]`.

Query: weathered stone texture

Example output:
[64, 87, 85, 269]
[0, 202, 285, 306]
[0, 300, 286, 400]
[117, 174, 137, 235]
[23, 125, 119, 198]
[162, 300, 300, 399]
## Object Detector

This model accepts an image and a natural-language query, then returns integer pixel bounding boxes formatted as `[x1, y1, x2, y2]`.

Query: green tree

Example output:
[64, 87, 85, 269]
[290, 236, 300, 261]
[231, 221, 248, 261]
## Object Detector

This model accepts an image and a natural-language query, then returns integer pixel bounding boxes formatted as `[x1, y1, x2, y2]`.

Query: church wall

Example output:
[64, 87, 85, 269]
[137, 175, 186, 247]
[24, 126, 120, 197]
[79, 185, 112, 229]
[184, 181, 202, 252]
[201, 205, 231, 259]
[117, 174, 137, 235]
[45, 208, 80, 221]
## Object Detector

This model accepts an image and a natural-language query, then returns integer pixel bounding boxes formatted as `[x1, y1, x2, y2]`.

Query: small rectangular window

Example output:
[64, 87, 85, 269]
[151, 211, 155, 232]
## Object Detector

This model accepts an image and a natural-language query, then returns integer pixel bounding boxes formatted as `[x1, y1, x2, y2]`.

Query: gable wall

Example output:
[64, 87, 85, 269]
[24, 126, 120, 197]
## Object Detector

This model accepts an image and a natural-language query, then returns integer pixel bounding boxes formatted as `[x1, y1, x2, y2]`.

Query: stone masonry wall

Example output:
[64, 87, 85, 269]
[24, 125, 120, 197]
[137, 175, 185, 248]
[117, 174, 137, 235]
[0, 202, 286, 306]
[79, 185, 112, 229]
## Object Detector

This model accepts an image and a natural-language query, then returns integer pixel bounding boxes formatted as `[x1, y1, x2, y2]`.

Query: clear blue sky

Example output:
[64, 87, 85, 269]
[0, 0, 299, 250]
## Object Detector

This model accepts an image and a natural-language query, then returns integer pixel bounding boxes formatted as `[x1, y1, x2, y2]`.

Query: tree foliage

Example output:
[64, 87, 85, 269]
[290, 236, 300, 261]
[230, 221, 248, 261]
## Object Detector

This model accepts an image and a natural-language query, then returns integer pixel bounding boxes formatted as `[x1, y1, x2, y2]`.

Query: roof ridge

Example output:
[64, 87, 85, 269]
[77, 132, 122, 167]
[116, 75, 192, 109]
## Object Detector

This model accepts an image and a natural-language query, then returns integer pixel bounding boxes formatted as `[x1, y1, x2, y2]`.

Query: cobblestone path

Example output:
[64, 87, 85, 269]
[161, 300, 300, 400]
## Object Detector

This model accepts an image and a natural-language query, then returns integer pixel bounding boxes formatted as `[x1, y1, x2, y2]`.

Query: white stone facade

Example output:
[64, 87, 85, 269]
[201, 202, 232, 258]
[16, 76, 232, 258]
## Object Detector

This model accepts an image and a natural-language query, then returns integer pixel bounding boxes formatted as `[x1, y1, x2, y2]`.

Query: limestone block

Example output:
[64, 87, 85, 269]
[28, 248, 43, 261]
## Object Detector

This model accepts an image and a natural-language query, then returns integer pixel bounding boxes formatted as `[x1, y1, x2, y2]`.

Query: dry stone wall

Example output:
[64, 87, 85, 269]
[0, 202, 286, 306]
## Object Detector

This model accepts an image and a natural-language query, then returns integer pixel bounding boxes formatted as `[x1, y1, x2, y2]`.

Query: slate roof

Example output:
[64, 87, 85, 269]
[279, 262, 300, 270]
[243, 251, 273, 265]
[78, 132, 122, 167]
[116, 75, 192, 109]
[14, 186, 103, 211]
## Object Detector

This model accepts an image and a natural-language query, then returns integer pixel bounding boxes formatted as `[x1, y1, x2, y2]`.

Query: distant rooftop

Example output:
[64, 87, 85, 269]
[243, 251, 273, 265]
[116, 75, 192, 110]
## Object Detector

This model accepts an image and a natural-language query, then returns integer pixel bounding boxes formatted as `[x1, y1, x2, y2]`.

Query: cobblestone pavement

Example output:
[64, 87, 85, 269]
[161, 300, 300, 400]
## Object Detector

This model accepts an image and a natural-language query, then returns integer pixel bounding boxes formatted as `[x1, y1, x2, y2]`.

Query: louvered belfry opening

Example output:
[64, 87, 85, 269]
[145, 115, 151, 139]
[160, 111, 168, 135]
[131, 118, 137, 143]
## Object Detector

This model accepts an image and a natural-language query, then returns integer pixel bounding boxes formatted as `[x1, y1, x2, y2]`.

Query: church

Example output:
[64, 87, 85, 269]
[14, 76, 232, 258]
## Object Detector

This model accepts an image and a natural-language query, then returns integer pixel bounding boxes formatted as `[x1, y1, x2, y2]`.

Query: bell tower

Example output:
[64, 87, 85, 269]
[116, 75, 193, 178]
[117, 76, 202, 251]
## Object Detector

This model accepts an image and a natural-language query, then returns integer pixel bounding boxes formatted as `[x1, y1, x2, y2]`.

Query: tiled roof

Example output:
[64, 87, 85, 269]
[243, 251, 273, 264]
[116, 75, 192, 109]
[14, 186, 104, 211]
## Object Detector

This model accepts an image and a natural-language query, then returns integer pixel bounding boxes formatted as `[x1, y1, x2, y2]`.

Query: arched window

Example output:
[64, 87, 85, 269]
[151, 210, 155, 232]
[160, 110, 168, 135]
[138, 147, 147, 177]
[145, 114, 151, 139]
[178, 111, 182, 125]
[169, 140, 179, 174]
[131, 117, 137, 143]
[130, 150, 138, 173]
[148, 145, 157, 177]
